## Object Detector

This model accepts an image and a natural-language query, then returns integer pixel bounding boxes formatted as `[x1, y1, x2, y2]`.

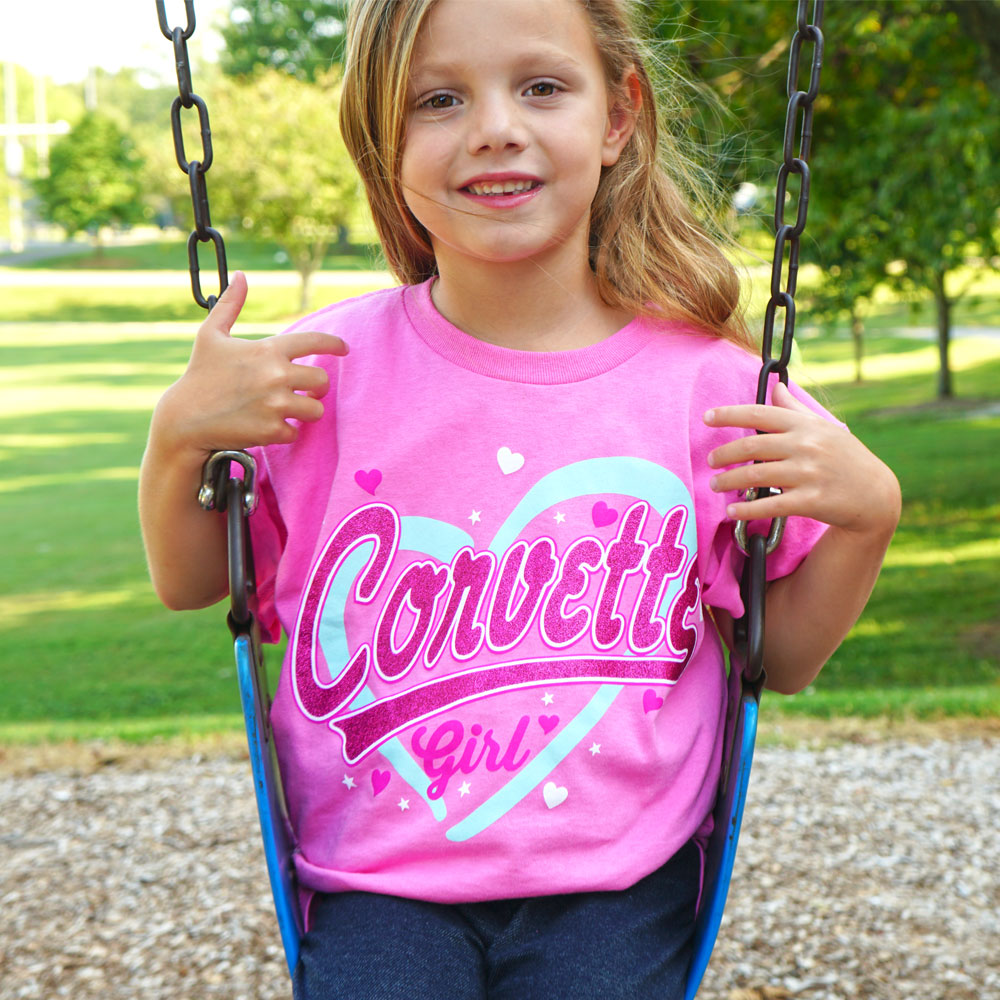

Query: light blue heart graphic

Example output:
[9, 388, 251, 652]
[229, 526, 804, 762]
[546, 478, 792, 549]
[315, 457, 697, 838]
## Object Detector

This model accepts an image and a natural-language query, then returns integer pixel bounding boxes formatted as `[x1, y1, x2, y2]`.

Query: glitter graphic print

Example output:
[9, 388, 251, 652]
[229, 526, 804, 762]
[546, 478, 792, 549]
[287, 457, 704, 841]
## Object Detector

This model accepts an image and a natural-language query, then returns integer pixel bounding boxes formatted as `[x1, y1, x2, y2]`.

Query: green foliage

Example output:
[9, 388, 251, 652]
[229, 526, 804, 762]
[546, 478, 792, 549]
[32, 112, 146, 240]
[220, 0, 349, 81]
[206, 69, 362, 309]
[650, 0, 1000, 399]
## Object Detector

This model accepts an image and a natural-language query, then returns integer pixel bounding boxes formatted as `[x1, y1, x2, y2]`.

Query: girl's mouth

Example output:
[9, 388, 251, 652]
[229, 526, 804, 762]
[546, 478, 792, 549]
[459, 179, 543, 207]
[462, 179, 541, 196]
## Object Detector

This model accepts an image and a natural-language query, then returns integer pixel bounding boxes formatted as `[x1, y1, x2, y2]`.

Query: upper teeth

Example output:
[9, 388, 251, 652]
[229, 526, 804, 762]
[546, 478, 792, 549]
[467, 180, 536, 195]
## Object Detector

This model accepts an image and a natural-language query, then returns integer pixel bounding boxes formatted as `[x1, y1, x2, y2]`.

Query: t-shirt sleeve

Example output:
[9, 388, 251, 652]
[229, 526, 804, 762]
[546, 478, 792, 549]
[246, 445, 286, 644]
[691, 349, 843, 619]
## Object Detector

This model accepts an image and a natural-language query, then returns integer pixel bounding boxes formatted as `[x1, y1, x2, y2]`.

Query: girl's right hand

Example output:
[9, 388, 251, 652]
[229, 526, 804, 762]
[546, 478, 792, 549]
[155, 270, 350, 457]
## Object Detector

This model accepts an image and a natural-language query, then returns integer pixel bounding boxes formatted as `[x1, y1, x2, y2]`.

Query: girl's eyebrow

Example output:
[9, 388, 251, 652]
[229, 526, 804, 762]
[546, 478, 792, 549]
[411, 49, 583, 85]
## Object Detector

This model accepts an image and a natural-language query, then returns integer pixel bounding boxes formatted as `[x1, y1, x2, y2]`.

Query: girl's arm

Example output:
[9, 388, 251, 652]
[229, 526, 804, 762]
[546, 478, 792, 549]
[705, 382, 901, 694]
[139, 272, 348, 610]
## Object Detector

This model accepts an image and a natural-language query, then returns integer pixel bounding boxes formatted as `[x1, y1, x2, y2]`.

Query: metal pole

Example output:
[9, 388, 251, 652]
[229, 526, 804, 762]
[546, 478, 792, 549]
[3, 62, 24, 253]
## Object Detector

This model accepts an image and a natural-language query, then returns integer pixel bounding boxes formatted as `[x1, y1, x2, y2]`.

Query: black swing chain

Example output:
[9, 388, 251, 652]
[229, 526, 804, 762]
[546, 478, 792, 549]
[158, 2, 255, 628]
[156, 0, 229, 311]
[735, 0, 824, 682]
[759, 0, 825, 402]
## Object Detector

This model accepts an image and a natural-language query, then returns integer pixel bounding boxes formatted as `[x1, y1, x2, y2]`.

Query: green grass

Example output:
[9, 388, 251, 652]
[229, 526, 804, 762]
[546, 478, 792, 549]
[1, 313, 998, 742]
[0, 281, 389, 325]
[772, 334, 1000, 719]
[7, 236, 385, 273]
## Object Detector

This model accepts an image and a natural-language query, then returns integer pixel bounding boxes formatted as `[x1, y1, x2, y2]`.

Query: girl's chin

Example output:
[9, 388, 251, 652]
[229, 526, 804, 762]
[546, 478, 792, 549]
[429, 235, 587, 272]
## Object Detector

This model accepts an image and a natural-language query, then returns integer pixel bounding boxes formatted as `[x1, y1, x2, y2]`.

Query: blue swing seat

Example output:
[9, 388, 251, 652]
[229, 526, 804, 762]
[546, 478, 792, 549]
[683, 668, 761, 999]
[230, 613, 760, 992]
[234, 627, 302, 975]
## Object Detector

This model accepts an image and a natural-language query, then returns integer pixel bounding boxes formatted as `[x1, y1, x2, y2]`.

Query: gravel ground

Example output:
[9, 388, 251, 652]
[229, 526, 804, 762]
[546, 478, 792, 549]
[1, 733, 997, 1000]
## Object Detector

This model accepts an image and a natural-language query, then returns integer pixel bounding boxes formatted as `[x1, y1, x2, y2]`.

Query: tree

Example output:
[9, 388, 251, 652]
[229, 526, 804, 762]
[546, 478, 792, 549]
[32, 111, 146, 249]
[813, 1, 1000, 398]
[207, 69, 362, 312]
[647, 0, 1000, 400]
[220, 1, 348, 81]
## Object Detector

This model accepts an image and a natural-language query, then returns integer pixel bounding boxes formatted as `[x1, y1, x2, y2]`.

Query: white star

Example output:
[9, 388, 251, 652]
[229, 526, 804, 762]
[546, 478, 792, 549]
[468, 510, 482, 524]
[541, 692, 554, 705]
[342, 775, 356, 789]
[458, 781, 472, 797]
[398, 797, 410, 811]
[554, 511, 566, 524]
[589, 743, 601, 756]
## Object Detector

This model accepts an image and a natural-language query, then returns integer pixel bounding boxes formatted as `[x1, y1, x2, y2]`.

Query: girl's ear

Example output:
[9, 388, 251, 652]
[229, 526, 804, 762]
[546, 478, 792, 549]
[602, 67, 642, 167]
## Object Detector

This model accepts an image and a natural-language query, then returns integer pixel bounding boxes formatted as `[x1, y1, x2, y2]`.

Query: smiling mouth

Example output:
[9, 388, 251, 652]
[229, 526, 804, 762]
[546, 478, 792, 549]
[462, 179, 541, 196]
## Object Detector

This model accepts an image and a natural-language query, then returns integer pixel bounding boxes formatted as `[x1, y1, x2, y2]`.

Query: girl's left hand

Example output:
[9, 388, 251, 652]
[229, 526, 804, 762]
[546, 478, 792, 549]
[704, 381, 901, 536]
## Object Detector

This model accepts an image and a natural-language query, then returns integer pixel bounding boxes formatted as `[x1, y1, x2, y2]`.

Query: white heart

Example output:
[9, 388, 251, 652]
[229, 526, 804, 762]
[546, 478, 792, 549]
[497, 446, 525, 475]
[543, 781, 568, 809]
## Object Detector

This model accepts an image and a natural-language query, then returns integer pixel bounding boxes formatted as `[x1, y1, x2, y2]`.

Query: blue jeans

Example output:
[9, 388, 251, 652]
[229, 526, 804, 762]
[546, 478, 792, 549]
[292, 839, 701, 1000]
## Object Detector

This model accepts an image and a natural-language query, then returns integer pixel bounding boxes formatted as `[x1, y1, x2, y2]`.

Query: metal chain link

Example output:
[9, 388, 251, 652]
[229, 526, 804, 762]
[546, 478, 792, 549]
[735, 0, 825, 681]
[759, 0, 825, 405]
[156, 0, 228, 310]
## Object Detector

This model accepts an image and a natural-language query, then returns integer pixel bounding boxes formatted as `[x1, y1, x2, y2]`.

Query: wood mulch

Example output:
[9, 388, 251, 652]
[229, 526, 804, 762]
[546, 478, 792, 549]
[1, 724, 997, 999]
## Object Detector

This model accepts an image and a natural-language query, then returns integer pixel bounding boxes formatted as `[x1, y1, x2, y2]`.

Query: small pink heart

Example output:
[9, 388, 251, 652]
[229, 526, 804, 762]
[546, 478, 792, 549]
[539, 714, 559, 734]
[642, 690, 664, 714]
[592, 501, 618, 527]
[371, 769, 390, 796]
[355, 469, 382, 495]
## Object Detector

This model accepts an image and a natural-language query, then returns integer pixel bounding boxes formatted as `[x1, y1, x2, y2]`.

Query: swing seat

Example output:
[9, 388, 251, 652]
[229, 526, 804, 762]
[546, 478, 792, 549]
[234, 625, 302, 974]
[230, 610, 759, 993]
[683, 669, 761, 1000]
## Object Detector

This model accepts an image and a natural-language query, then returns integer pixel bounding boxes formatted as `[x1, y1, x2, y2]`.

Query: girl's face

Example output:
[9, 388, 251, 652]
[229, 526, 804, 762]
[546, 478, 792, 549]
[400, 0, 634, 279]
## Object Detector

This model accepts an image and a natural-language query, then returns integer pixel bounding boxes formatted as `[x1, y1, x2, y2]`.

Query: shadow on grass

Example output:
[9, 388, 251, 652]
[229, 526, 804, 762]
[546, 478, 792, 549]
[0, 337, 194, 370]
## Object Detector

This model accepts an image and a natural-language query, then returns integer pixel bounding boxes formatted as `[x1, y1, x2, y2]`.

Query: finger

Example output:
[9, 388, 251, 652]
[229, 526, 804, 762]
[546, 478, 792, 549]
[704, 403, 797, 433]
[285, 393, 325, 424]
[289, 362, 330, 398]
[203, 270, 248, 336]
[725, 493, 795, 522]
[708, 431, 791, 469]
[711, 460, 799, 495]
[279, 330, 350, 361]
[771, 380, 813, 413]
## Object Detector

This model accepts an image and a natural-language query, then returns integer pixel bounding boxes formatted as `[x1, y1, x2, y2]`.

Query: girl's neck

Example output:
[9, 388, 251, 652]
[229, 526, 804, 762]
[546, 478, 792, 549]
[430, 257, 633, 353]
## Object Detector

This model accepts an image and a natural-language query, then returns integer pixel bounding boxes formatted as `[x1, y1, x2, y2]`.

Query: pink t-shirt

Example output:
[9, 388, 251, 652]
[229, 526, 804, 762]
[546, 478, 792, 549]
[248, 279, 829, 904]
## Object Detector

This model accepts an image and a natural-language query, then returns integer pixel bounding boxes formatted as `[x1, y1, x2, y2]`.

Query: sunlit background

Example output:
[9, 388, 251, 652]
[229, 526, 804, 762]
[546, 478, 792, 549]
[0, 1, 997, 741]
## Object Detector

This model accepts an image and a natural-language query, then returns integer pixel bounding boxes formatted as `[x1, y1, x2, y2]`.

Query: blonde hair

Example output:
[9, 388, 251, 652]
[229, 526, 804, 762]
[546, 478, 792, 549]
[339, 0, 752, 348]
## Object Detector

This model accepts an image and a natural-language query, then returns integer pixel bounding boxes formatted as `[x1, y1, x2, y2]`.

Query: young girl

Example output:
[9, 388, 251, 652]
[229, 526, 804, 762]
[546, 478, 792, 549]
[140, 1, 900, 996]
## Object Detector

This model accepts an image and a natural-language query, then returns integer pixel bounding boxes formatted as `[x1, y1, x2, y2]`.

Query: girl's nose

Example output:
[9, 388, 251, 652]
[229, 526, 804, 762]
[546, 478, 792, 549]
[466, 93, 528, 154]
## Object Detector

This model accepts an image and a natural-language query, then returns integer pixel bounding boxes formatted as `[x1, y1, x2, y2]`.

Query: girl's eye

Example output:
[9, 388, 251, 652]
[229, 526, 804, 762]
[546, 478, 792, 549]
[525, 82, 559, 98]
[422, 94, 457, 110]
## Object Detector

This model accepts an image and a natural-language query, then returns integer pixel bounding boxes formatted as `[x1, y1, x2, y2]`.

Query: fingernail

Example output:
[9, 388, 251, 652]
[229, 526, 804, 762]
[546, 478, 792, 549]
[704, 409, 715, 424]
[727, 504, 738, 518]
[710, 475, 720, 490]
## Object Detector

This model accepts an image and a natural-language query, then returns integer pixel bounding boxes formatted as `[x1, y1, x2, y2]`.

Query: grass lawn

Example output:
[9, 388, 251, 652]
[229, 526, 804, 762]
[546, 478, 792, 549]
[1, 304, 997, 742]
[7, 235, 385, 273]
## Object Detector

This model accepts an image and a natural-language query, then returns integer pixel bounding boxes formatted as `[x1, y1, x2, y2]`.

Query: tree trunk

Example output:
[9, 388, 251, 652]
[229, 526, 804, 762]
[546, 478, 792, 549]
[296, 243, 330, 314]
[850, 308, 864, 383]
[298, 266, 314, 315]
[932, 271, 953, 399]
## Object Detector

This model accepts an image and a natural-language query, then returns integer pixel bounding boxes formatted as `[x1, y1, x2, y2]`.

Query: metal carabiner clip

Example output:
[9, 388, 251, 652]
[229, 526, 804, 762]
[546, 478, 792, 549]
[198, 450, 257, 516]
[733, 487, 786, 556]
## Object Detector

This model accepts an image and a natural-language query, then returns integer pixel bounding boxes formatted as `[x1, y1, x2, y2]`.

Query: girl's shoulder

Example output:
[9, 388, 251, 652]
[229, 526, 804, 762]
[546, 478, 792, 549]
[641, 316, 761, 376]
